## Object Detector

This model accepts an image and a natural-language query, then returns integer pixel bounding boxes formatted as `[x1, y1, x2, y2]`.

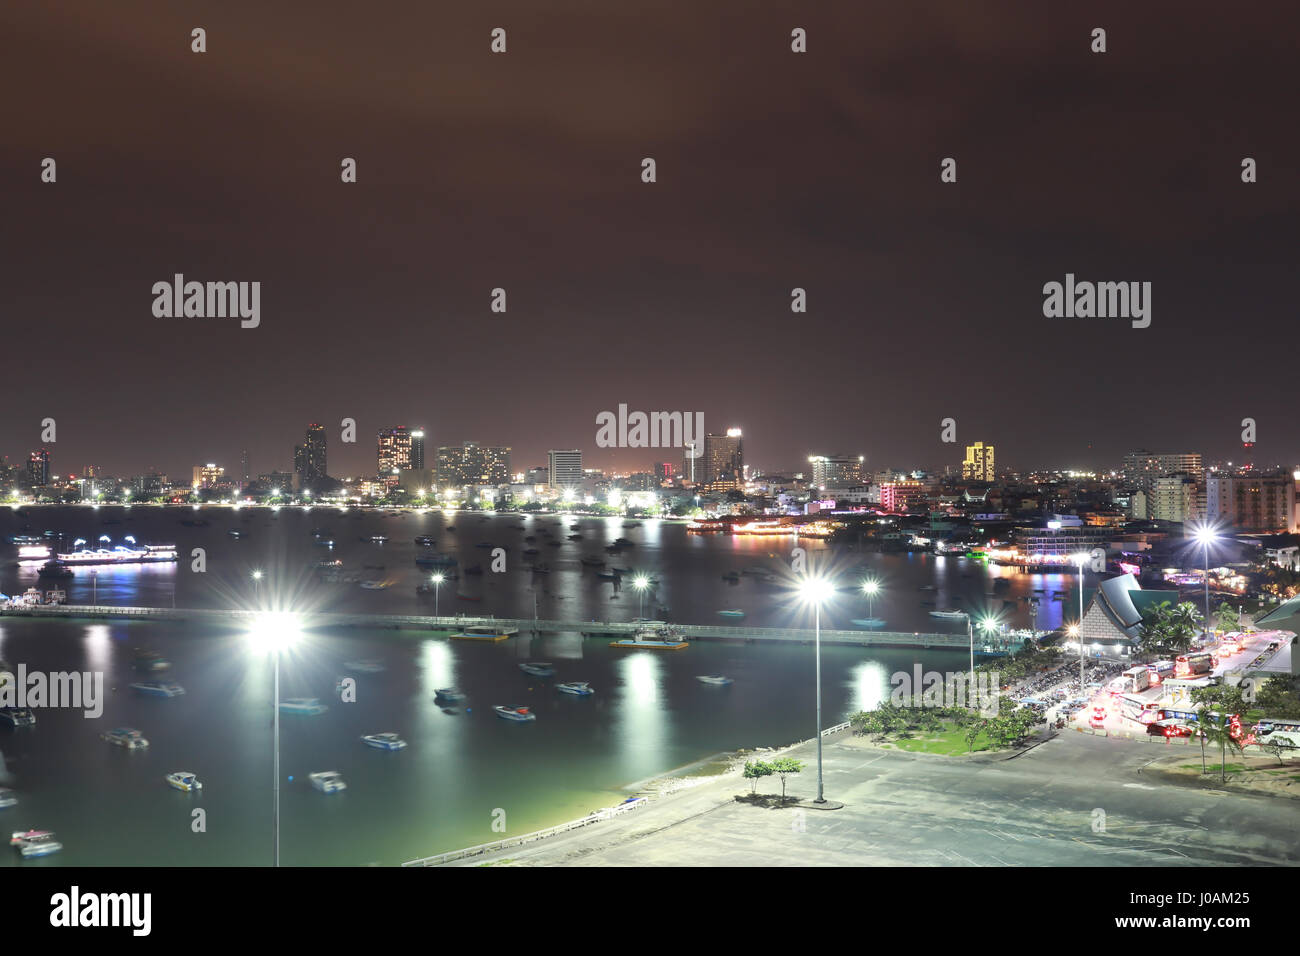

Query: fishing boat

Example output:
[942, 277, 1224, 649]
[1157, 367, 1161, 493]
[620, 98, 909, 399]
[609, 625, 689, 650]
[165, 771, 203, 792]
[929, 609, 969, 621]
[0, 707, 36, 728]
[369, 535, 388, 543]
[556, 681, 594, 696]
[434, 688, 466, 703]
[10, 829, 62, 857]
[851, 618, 887, 629]
[101, 727, 149, 749]
[696, 675, 733, 686]
[717, 609, 745, 619]
[362, 732, 407, 751]
[309, 771, 347, 793]
[279, 698, 327, 715]
[129, 681, 185, 698]
[519, 662, 555, 677]
[494, 705, 536, 722]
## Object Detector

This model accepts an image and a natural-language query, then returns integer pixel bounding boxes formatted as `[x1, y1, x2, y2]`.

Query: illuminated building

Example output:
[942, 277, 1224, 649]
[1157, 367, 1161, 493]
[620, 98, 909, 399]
[436, 442, 510, 487]
[654, 462, 675, 481]
[294, 423, 328, 483]
[704, 429, 744, 485]
[961, 442, 995, 482]
[1206, 472, 1296, 532]
[191, 463, 225, 490]
[1150, 474, 1203, 524]
[548, 449, 583, 489]
[410, 430, 425, 470]
[878, 480, 923, 513]
[378, 426, 416, 486]
[1120, 450, 1203, 495]
[27, 449, 50, 487]
[808, 454, 864, 489]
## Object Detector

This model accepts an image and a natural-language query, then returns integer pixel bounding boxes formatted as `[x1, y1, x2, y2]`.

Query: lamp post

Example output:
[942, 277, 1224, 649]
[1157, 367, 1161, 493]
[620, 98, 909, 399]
[431, 573, 444, 618]
[1195, 525, 1217, 641]
[632, 574, 651, 619]
[1075, 551, 1088, 686]
[251, 569, 263, 605]
[90, 569, 98, 606]
[860, 579, 880, 620]
[799, 576, 834, 805]
[249, 613, 301, 868]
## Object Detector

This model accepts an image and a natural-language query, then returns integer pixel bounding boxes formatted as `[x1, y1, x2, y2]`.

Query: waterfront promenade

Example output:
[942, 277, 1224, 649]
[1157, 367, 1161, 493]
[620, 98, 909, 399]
[0, 602, 1029, 652]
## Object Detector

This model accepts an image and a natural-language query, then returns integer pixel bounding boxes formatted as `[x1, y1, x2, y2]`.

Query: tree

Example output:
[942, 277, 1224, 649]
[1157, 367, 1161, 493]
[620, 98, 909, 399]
[1191, 685, 1244, 783]
[964, 720, 984, 752]
[743, 760, 773, 795]
[769, 757, 804, 805]
[1215, 602, 1241, 633]
[1137, 601, 1201, 658]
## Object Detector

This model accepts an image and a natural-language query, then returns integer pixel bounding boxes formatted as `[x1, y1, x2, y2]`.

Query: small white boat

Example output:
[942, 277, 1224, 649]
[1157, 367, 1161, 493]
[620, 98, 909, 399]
[0, 788, 17, 809]
[279, 698, 327, 715]
[309, 771, 347, 793]
[929, 609, 969, 621]
[851, 618, 887, 629]
[362, 732, 407, 751]
[101, 727, 149, 749]
[130, 681, 185, 698]
[10, 829, 62, 858]
[519, 662, 555, 677]
[434, 688, 466, 703]
[556, 681, 594, 696]
[494, 705, 536, 722]
[696, 675, 733, 685]
[717, 609, 745, 619]
[165, 771, 203, 792]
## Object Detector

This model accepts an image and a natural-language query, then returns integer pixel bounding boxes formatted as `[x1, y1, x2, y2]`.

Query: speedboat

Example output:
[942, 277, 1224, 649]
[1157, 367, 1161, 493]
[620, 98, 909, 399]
[362, 732, 407, 751]
[0, 707, 36, 727]
[343, 659, 385, 673]
[696, 675, 733, 686]
[359, 580, 390, 590]
[165, 771, 203, 792]
[102, 727, 149, 749]
[414, 536, 436, 547]
[494, 705, 536, 722]
[130, 681, 185, 698]
[309, 771, 347, 793]
[556, 681, 594, 696]
[369, 535, 388, 543]
[10, 829, 62, 857]
[279, 698, 327, 715]
[929, 609, 969, 621]
[0, 788, 17, 809]
[717, 609, 745, 619]
[519, 662, 555, 677]
[851, 618, 887, 629]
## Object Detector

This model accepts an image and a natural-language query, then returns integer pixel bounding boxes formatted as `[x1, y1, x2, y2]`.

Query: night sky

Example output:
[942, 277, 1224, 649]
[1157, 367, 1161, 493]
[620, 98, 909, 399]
[4, 2, 1297, 479]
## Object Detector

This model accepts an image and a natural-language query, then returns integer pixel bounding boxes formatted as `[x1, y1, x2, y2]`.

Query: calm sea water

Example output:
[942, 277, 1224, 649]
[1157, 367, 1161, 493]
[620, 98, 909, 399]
[0, 507, 1078, 865]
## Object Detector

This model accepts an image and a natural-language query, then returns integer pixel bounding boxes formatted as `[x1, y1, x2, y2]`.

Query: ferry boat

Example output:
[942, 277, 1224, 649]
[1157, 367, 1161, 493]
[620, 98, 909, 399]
[493, 705, 536, 722]
[717, 609, 745, 619]
[696, 675, 733, 686]
[851, 618, 887, 629]
[929, 609, 969, 621]
[609, 625, 689, 650]
[36, 561, 73, 578]
[10, 829, 62, 858]
[102, 727, 149, 749]
[362, 732, 407, 751]
[279, 698, 327, 715]
[0, 707, 37, 728]
[450, 625, 516, 641]
[55, 543, 177, 566]
[0, 787, 16, 809]
[309, 771, 347, 793]
[130, 681, 185, 698]
[519, 662, 555, 677]
[165, 771, 203, 792]
[434, 688, 466, 703]
[556, 681, 594, 696]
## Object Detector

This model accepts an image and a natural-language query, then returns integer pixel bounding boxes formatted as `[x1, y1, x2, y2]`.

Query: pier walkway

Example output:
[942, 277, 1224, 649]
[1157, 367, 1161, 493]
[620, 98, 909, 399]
[0, 603, 1029, 653]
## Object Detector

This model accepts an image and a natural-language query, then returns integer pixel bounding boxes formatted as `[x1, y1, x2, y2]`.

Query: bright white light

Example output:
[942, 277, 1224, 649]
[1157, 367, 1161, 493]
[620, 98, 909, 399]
[246, 612, 303, 655]
[1194, 524, 1218, 547]
[632, 575, 651, 590]
[251, 570, 264, 580]
[799, 576, 834, 604]
[860, 580, 880, 596]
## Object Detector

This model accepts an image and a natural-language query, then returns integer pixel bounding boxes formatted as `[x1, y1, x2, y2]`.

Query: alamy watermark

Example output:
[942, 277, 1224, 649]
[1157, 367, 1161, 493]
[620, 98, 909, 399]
[595, 404, 703, 449]
[0, 665, 103, 718]
[890, 665, 1000, 717]
[1042, 273, 1150, 328]
[152, 274, 260, 328]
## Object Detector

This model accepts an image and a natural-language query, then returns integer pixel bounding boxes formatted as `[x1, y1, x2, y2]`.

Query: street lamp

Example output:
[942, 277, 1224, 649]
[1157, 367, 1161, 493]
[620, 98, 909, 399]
[1072, 550, 1089, 687]
[860, 579, 880, 620]
[798, 575, 835, 805]
[632, 574, 651, 619]
[251, 570, 264, 605]
[247, 611, 303, 868]
[430, 572, 445, 618]
[1193, 523, 1218, 641]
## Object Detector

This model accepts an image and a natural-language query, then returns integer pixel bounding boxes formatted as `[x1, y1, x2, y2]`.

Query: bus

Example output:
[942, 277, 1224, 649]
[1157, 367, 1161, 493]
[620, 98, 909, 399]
[1145, 660, 1175, 685]
[1218, 632, 1243, 654]
[1119, 693, 1161, 724]
[1175, 651, 1213, 678]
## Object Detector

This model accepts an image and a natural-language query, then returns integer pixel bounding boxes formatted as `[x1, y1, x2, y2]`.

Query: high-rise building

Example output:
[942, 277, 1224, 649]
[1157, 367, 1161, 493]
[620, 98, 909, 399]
[240, 449, 249, 484]
[547, 449, 583, 489]
[192, 463, 225, 489]
[654, 462, 675, 481]
[295, 423, 328, 484]
[27, 449, 50, 487]
[809, 454, 864, 489]
[378, 426, 414, 484]
[704, 429, 744, 484]
[436, 442, 511, 487]
[410, 430, 425, 470]
[1121, 450, 1203, 495]
[1150, 474, 1203, 524]
[1205, 472, 1296, 532]
[961, 442, 995, 482]
[682, 442, 702, 484]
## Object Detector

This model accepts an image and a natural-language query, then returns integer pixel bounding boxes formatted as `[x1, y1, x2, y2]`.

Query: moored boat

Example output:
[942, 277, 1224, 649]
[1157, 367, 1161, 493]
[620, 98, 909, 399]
[165, 771, 203, 792]
[696, 675, 733, 686]
[556, 681, 594, 696]
[494, 705, 536, 722]
[929, 609, 969, 621]
[102, 727, 149, 749]
[434, 687, 466, 703]
[279, 698, 327, 715]
[362, 732, 407, 751]
[851, 618, 887, 629]
[309, 771, 347, 793]
[717, 609, 745, 619]
[130, 681, 185, 698]
[10, 829, 62, 857]
[519, 662, 555, 677]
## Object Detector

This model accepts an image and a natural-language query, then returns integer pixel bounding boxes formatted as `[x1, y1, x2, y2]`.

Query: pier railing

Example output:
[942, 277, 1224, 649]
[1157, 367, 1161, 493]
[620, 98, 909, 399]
[402, 797, 649, 867]
[1, 603, 1024, 651]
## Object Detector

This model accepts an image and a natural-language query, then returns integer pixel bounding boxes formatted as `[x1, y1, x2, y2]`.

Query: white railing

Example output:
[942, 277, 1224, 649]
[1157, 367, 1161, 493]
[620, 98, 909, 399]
[402, 797, 649, 867]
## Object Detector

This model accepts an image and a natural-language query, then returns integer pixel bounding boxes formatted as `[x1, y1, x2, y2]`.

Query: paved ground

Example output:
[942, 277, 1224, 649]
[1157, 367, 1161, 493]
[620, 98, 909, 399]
[450, 731, 1300, 866]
